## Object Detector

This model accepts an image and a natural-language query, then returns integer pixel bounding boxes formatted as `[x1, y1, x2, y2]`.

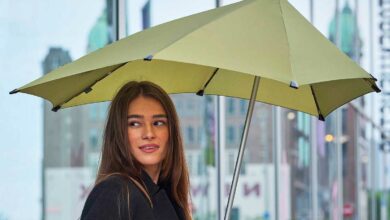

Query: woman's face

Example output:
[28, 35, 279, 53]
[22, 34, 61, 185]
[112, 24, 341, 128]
[127, 96, 169, 172]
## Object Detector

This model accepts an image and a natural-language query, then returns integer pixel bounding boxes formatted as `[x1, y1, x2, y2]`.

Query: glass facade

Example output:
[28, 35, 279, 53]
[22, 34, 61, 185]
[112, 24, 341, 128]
[1, 0, 389, 220]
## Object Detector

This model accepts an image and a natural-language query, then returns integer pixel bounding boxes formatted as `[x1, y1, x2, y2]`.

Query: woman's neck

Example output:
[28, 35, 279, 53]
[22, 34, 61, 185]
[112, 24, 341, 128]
[143, 165, 161, 184]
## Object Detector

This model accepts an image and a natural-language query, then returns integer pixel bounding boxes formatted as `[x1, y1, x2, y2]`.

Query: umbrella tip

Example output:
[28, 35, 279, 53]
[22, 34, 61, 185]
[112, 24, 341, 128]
[9, 89, 19, 94]
[52, 105, 61, 112]
[290, 81, 299, 89]
[372, 84, 381, 93]
[144, 55, 153, 61]
[196, 89, 204, 96]
[318, 114, 325, 121]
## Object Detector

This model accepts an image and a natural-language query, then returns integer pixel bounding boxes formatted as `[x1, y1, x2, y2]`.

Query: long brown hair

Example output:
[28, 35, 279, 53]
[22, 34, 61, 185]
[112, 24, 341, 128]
[96, 81, 191, 220]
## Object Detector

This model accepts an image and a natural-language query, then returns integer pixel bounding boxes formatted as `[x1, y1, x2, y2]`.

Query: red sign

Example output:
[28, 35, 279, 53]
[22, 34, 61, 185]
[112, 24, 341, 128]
[343, 203, 354, 217]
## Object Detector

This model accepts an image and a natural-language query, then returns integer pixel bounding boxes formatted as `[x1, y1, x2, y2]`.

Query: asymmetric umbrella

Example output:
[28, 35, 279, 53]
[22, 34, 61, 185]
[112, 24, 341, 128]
[10, 0, 380, 219]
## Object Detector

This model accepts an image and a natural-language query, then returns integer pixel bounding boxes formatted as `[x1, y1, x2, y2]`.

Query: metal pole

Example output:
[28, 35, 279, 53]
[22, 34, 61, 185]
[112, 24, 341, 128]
[336, 110, 343, 220]
[224, 76, 260, 220]
[334, 1, 344, 219]
[308, 1, 318, 219]
[309, 0, 314, 23]
[311, 117, 318, 220]
[383, 153, 387, 220]
[217, 96, 226, 220]
[370, 127, 376, 220]
[353, 1, 361, 219]
[113, 0, 127, 40]
[215, 2, 223, 220]
[368, 0, 376, 219]
[216, 0, 221, 8]
[273, 106, 281, 220]
[355, 114, 361, 220]
[371, 133, 376, 220]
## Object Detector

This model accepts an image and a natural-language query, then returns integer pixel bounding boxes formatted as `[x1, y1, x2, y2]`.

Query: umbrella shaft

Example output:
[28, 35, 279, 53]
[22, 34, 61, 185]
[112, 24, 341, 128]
[224, 76, 260, 220]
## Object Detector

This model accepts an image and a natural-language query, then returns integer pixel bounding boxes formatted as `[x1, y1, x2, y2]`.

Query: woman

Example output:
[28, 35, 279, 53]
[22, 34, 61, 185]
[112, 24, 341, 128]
[81, 81, 191, 220]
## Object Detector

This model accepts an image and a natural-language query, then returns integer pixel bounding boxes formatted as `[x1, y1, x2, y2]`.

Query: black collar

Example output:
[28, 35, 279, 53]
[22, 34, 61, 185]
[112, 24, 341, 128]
[141, 170, 161, 196]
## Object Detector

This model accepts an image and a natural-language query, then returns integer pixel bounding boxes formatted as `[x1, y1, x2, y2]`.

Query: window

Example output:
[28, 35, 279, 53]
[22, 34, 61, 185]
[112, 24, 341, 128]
[240, 99, 247, 115]
[228, 126, 235, 142]
[187, 126, 194, 143]
[89, 129, 98, 150]
[227, 151, 236, 175]
[228, 98, 235, 114]
[89, 105, 98, 121]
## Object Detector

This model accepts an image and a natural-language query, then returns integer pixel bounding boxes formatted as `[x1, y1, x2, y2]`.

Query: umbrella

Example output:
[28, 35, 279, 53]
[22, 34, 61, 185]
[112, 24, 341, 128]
[10, 0, 380, 219]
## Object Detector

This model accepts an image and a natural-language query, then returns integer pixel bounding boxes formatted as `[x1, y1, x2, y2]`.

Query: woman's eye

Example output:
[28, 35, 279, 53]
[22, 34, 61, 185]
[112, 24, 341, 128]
[128, 121, 141, 127]
[154, 121, 167, 126]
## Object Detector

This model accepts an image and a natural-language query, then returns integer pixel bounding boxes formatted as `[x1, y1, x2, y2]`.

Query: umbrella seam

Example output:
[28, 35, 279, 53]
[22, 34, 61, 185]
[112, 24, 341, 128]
[277, 0, 294, 82]
[153, 0, 256, 57]
[19, 1, 253, 88]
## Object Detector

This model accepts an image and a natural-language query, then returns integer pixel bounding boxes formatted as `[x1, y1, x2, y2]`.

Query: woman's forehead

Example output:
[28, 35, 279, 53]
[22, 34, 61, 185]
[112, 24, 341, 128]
[127, 96, 166, 115]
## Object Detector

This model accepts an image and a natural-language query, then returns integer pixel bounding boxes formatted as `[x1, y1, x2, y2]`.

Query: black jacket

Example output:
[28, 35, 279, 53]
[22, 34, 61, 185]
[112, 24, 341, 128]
[80, 171, 185, 220]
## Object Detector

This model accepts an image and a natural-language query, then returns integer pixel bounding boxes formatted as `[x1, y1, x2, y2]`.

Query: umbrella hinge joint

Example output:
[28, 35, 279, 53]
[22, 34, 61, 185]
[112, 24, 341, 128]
[84, 87, 93, 94]
[144, 55, 153, 61]
[290, 81, 299, 89]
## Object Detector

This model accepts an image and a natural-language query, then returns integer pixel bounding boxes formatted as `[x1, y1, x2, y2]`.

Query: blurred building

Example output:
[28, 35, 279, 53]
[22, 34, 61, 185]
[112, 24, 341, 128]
[84, 2, 112, 172]
[42, 2, 112, 219]
[327, 2, 369, 219]
[142, 0, 151, 29]
[42, 47, 82, 168]
[379, 0, 390, 152]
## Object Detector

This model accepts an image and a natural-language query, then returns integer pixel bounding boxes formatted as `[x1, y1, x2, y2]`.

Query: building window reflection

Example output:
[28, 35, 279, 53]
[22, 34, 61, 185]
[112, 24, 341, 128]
[89, 105, 98, 121]
[240, 99, 247, 115]
[89, 129, 98, 151]
[187, 126, 194, 143]
[228, 126, 235, 142]
[228, 98, 235, 114]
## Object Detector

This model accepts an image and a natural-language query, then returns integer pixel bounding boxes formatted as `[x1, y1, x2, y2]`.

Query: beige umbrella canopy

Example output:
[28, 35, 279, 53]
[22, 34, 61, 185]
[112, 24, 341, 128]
[10, 0, 379, 120]
[10, 0, 380, 219]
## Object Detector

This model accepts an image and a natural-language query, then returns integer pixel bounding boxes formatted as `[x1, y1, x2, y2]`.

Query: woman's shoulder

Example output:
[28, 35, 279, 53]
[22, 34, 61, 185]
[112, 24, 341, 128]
[80, 174, 137, 220]
[90, 174, 146, 199]
[95, 174, 129, 189]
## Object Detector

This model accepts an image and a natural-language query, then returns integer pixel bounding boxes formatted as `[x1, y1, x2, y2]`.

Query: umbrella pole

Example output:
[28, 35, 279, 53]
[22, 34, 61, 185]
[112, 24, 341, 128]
[224, 76, 260, 220]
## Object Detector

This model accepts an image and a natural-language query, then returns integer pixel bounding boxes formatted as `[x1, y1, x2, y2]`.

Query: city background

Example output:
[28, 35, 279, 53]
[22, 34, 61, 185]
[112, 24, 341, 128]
[0, 0, 389, 219]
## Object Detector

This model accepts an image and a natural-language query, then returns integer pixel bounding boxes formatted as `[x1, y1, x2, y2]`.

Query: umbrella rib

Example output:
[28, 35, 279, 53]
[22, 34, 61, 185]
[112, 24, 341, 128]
[51, 63, 127, 112]
[196, 68, 219, 96]
[310, 85, 325, 121]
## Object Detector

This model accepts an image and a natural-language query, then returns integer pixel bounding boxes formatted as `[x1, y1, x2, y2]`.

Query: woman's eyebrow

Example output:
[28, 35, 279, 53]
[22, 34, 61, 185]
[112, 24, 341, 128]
[153, 114, 167, 118]
[127, 114, 142, 119]
[127, 114, 167, 119]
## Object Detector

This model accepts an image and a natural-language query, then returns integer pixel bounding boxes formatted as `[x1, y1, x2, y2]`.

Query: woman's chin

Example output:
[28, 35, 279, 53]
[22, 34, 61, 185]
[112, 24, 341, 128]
[139, 159, 162, 169]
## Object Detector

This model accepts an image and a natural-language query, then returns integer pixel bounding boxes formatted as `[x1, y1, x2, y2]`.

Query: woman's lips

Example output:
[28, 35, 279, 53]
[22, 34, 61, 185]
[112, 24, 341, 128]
[139, 144, 159, 153]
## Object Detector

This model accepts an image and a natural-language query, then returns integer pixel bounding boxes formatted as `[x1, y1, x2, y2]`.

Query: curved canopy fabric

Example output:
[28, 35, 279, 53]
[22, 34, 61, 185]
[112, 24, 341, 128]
[11, 0, 380, 119]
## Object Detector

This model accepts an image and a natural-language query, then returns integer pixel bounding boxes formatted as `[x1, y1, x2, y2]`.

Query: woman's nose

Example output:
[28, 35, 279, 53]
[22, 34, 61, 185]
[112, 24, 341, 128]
[142, 124, 156, 139]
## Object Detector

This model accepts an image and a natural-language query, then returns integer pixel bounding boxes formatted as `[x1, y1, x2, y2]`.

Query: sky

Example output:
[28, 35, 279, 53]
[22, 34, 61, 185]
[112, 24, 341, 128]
[0, 0, 381, 219]
[0, 1, 104, 219]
